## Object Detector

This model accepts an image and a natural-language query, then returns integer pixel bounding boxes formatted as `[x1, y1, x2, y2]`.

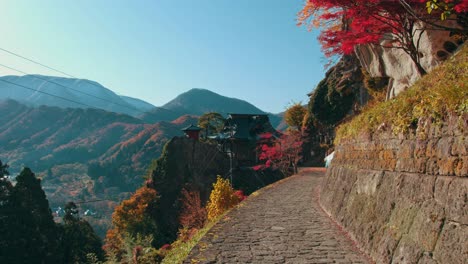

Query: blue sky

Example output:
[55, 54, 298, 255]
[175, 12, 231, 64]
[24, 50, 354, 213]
[0, 0, 325, 113]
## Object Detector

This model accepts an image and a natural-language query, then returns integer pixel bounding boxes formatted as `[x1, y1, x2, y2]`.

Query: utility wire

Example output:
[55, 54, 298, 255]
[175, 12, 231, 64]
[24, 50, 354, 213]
[74, 197, 122, 205]
[0, 78, 97, 109]
[0, 63, 146, 114]
[0, 47, 75, 78]
[0, 47, 183, 117]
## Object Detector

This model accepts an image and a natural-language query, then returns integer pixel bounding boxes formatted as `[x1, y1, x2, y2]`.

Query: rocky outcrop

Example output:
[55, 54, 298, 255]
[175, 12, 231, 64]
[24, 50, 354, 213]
[150, 137, 229, 244]
[355, 20, 464, 99]
[304, 54, 368, 166]
[149, 137, 284, 245]
[320, 114, 468, 263]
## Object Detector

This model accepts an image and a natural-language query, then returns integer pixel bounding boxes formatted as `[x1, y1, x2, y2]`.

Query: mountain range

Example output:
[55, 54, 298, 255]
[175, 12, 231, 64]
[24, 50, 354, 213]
[0, 75, 156, 117]
[0, 75, 282, 126]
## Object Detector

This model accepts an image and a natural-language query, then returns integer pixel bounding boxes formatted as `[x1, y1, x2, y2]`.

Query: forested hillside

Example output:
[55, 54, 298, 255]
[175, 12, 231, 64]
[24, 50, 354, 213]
[0, 100, 196, 236]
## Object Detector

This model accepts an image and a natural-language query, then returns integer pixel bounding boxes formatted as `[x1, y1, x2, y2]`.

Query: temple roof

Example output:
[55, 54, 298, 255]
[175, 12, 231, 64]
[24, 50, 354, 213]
[216, 113, 280, 141]
[182, 124, 202, 131]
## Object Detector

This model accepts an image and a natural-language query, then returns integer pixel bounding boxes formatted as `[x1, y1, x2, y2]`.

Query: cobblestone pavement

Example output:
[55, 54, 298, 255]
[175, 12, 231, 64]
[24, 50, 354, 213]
[185, 168, 371, 264]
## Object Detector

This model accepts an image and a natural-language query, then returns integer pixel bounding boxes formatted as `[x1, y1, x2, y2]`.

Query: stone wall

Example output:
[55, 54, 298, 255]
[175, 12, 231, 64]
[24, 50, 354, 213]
[320, 114, 467, 263]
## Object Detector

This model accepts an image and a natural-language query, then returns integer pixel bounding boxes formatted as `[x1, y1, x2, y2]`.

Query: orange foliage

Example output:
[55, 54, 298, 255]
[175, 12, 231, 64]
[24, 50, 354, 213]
[178, 189, 207, 230]
[104, 186, 157, 256]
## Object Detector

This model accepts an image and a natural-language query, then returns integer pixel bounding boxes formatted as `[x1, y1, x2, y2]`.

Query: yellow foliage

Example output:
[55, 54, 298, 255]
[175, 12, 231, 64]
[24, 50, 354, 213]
[284, 103, 307, 129]
[206, 176, 240, 220]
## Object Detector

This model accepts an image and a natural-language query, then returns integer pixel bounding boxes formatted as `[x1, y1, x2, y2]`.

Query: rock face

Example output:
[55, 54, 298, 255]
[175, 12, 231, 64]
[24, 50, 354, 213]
[150, 137, 284, 245]
[320, 114, 468, 263]
[355, 21, 464, 99]
[304, 54, 368, 166]
[150, 137, 229, 244]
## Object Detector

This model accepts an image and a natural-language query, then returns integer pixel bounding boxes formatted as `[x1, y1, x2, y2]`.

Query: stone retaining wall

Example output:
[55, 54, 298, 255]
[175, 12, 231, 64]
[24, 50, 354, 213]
[321, 115, 467, 263]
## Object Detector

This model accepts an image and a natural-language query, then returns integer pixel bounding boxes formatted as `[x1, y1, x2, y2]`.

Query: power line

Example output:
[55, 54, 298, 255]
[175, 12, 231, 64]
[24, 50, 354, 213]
[0, 78, 97, 109]
[0, 63, 143, 114]
[0, 47, 78, 78]
[0, 47, 183, 118]
[74, 197, 120, 205]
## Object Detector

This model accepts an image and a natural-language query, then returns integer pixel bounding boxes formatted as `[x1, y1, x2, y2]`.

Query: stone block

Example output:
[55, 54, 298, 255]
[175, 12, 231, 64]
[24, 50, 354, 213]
[382, 149, 396, 160]
[393, 173, 435, 204]
[456, 156, 468, 176]
[391, 236, 423, 264]
[425, 139, 438, 158]
[372, 226, 401, 264]
[408, 200, 446, 252]
[433, 222, 468, 264]
[437, 157, 458, 176]
[446, 177, 468, 224]
[415, 158, 428, 173]
[415, 140, 428, 158]
[355, 170, 383, 195]
[433, 176, 453, 206]
[425, 158, 439, 175]
[451, 136, 467, 156]
[396, 158, 416, 172]
[447, 113, 467, 137]
[417, 253, 438, 264]
[398, 141, 415, 158]
[436, 137, 453, 158]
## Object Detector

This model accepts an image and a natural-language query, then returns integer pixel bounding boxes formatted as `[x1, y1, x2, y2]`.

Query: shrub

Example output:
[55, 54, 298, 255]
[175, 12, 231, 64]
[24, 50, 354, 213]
[104, 186, 158, 260]
[206, 176, 240, 220]
[234, 190, 247, 201]
[178, 189, 207, 230]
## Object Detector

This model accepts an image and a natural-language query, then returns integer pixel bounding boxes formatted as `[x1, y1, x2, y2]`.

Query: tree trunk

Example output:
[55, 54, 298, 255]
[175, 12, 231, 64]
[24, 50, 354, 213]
[414, 59, 427, 76]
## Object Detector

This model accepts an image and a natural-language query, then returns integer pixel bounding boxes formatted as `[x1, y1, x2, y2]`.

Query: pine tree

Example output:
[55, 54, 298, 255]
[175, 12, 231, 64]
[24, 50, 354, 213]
[0, 161, 14, 264]
[61, 202, 105, 263]
[0, 160, 9, 178]
[5, 167, 62, 264]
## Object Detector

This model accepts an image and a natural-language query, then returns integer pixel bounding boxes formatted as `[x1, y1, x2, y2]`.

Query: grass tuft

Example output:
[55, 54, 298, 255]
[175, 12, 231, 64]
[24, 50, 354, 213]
[161, 213, 228, 264]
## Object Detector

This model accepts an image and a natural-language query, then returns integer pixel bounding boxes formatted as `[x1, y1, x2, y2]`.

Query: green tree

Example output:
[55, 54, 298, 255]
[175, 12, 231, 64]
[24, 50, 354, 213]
[0, 160, 8, 177]
[284, 103, 307, 130]
[309, 77, 354, 126]
[61, 202, 105, 263]
[0, 161, 13, 264]
[4, 167, 62, 264]
[198, 112, 225, 137]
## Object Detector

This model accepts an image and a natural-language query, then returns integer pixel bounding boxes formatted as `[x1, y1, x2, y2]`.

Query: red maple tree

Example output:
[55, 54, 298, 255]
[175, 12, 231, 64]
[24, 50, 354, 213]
[298, 0, 467, 75]
[254, 131, 304, 175]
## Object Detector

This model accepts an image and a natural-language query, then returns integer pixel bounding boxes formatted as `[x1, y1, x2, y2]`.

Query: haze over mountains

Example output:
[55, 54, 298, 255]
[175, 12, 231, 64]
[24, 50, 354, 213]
[0, 75, 156, 117]
[0, 75, 282, 126]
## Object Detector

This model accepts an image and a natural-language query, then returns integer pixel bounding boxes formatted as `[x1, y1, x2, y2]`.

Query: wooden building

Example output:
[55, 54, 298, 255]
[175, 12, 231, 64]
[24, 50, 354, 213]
[182, 124, 202, 140]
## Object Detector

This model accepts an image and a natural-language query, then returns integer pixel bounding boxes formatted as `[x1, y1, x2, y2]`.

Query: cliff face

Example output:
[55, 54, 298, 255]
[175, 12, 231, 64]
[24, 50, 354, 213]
[304, 54, 368, 165]
[149, 137, 284, 245]
[355, 20, 464, 99]
[320, 114, 467, 263]
[150, 137, 229, 244]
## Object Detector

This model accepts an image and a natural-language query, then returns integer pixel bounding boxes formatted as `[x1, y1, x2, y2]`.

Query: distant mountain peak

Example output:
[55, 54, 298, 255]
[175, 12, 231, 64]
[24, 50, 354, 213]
[162, 88, 265, 116]
[0, 74, 155, 117]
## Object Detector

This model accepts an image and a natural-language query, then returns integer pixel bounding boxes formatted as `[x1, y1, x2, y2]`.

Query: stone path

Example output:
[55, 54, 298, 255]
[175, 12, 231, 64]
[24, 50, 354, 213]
[185, 168, 371, 264]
